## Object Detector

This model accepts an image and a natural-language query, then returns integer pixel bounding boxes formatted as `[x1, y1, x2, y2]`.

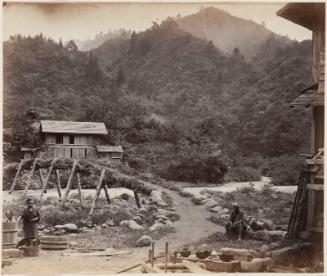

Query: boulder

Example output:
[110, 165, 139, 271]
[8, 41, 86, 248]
[54, 225, 65, 230]
[136, 235, 153, 247]
[217, 208, 229, 215]
[219, 214, 230, 220]
[260, 245, 270, 253]
[132, 216, 143, 225]
[120, 220, 131, 227]
[191, 195, 206, 205]
[105, 219, 116, 227]
[241, 258, 265, 272]
[157, 208, 168, 216]
[63, 223, 78, 233]
[150, 191, 168, 207]
[209, 206, 223, 213]
[204, 199, 218, 209]
[2, 249, 20, 259]
[149, 221, 175, 232]
[37, 224, 45, 231]
[101, 224, 109, 228]
[263, 219, 274, 229]
[129, 220, 144, 230]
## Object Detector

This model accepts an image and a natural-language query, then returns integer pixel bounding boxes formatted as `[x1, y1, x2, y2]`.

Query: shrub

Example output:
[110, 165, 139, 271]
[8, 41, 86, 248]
[265, 155, 302, 186]
[225, 166, 261, 182]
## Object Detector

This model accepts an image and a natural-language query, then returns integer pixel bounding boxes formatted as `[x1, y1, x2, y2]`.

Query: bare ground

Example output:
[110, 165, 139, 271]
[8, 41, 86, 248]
[3, 181, 223, 275]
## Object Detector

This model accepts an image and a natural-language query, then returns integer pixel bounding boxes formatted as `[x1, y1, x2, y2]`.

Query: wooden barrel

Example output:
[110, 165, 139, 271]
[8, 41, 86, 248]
[40, 235, 68, 250]
[2, 221, 18, 249]
[23, 245, 39, 257]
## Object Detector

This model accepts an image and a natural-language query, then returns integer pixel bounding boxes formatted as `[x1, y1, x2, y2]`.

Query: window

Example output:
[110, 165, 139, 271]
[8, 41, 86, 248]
[69, 135, 75, 144]
[56, 134, 63, 144]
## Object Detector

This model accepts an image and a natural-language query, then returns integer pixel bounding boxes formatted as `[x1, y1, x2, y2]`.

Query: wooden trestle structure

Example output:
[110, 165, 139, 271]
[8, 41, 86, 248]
[287, 149, 324, 238]
[8, 158, 154, 215]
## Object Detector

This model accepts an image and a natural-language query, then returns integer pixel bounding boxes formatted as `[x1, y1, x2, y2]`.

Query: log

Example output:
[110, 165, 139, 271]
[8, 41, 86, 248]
[9, 160, 24, 193]
[89, 168, 106, 215]
[23, 158, 38, 195]
[116, 263, 142, 273]
[76, 173, 82, 203]
[40, 158, 58, 200]
[102, 182, 111, 204]
[55, 170, 62, 199]
[61, 159, 77, 205]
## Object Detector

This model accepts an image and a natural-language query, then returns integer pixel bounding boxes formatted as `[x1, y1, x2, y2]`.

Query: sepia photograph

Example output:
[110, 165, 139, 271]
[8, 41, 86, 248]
[2, 1, 325, 274]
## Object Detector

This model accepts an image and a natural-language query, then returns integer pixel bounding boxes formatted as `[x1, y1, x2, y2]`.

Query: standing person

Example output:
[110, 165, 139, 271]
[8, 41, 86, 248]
[225, 203, 247, 241]
[21, 198, 40, 244]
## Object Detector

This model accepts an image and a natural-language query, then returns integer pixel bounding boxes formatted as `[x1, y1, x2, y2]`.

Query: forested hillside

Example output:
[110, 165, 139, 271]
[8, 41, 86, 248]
[3, 8, 313, 185]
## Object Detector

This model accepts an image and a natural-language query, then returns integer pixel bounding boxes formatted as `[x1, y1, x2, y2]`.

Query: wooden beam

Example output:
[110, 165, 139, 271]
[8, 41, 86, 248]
[23, 158, 38, 195]
[55, 170, 62, 199]
[62, 159, 77, 205]
[9, 160, 24, 194]
[307, 184, 324, 190]
[39, 169, 46, 187]
[89, 169, 106, 215]
[102, 182, 111, 204]
[76, 173, 82, 203]
[134, 191, 141, 208]
[40, 158, 58, 200]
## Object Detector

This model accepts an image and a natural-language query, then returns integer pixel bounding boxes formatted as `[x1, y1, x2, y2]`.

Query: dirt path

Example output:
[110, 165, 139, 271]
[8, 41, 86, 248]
[3, 180, 223, 275]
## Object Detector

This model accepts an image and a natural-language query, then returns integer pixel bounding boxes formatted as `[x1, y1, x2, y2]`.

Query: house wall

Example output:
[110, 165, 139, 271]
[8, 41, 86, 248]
[44, 134, 103, 146]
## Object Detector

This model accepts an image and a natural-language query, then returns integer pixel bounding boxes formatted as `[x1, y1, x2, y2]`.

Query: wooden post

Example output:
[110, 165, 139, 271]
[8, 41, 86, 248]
[23, 158, 38, 195]
[55, 170, 62, 199]
[62, 159, 77, 205]
[102, 182, 111, 204]
[89, 169, 106, 215]
[9, 160, 24, 194]
[173, 251, 177, 264]
[76, 173, 82, 203]
[134, 191, 141, 208]
[39, 169, 45, 187]
[40, 158, 58, 200]
[148, 249, 152, 263]
[151, 242, 155, 267]
[165, 242, 168, 273]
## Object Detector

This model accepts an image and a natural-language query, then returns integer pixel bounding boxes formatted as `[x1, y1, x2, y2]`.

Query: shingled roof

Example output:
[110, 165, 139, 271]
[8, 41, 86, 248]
[40, 120, 108, 135]
[96, 145, 123, 153]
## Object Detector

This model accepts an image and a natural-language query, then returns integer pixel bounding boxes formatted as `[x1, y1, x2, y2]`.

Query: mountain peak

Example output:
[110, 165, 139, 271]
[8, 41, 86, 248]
[177, 6, 291, 59]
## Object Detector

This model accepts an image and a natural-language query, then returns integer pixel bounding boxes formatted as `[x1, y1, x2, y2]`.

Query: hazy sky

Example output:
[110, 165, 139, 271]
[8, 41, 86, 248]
[3, 2, 312, 42]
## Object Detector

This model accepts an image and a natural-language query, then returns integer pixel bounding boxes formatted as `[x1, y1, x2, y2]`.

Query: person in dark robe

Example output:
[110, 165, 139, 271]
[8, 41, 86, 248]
[225, 203, 247, 240]
[21, 198, 40, 243]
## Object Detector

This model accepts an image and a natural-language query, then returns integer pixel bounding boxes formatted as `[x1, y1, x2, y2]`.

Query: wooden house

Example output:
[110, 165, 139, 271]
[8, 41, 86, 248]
[277, 3, 324, 236]
[39, 120, 123, 160]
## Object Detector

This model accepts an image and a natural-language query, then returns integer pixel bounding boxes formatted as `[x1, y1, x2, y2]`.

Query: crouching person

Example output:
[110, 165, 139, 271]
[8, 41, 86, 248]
[225, 203, 247, 241]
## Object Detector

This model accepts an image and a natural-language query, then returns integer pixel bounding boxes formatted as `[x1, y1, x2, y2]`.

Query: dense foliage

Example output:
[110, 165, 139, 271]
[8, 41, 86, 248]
[3, 8, 313, 184]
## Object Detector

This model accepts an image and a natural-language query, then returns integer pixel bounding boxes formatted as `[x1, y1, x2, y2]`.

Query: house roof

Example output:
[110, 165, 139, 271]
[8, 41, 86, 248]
[96, 145, 123, 153]
[277, 3, 325, 30]
[40, 120, 108, 135]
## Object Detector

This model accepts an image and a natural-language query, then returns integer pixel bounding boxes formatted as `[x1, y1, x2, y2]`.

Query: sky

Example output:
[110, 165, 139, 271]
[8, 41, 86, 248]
[3, 2, 312, 42]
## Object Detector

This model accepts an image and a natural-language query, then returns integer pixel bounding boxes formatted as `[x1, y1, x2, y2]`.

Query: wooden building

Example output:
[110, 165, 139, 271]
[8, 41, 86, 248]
[39, 120, 123, 160]
[277, 3, 324, 236]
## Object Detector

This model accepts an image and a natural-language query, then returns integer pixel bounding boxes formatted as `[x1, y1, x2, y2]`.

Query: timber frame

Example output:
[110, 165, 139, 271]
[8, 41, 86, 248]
[8, 158, 154, 213]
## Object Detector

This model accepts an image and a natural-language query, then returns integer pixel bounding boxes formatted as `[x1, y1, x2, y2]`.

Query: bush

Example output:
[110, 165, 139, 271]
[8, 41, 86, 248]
[265, 155, 302, 186]
[225, 166, 261, 182]
[163, 156, 228, 183]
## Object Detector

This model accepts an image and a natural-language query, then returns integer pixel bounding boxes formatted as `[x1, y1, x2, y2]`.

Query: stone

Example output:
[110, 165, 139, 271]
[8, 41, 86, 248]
[155, 214, 168, 221]
[105, 219, 116, 227]
[63, 223, 79, 233]
[217, 208, 229, 215]
[54, 225, 65, 230]
[120, 220, 130, 227]
[70, 199, 81, 205]
[219, 214, 229, 220]
[263, 219, 274, 229]
[241, 258, 266, 272]
[191, 195, 206, 205]
[204, 199, 218, 209]
[101, 224, 109, 228]
[132, 216, 143, 225]
[209, 206, 223, 213]
[42, 229, 51, 235]
[270, 242, 280, 249]
[283, 207, 291, 213]
[204, 259, 241, 272]
[69, 241, 77, 249]
[149, 221, 175, 232]
[128, 220, 144, 230]
[219, 248, 253, 261]
[37, 224, 45, 231]
[2, 249, 20, 259]
[157, 208, 168, 216]
[271, 194, 278, 199]
[2, 259, 12, 267]
[150, 191, 168, 207]
[136, 235, 153, 247]
[260, 245, 269, 253]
